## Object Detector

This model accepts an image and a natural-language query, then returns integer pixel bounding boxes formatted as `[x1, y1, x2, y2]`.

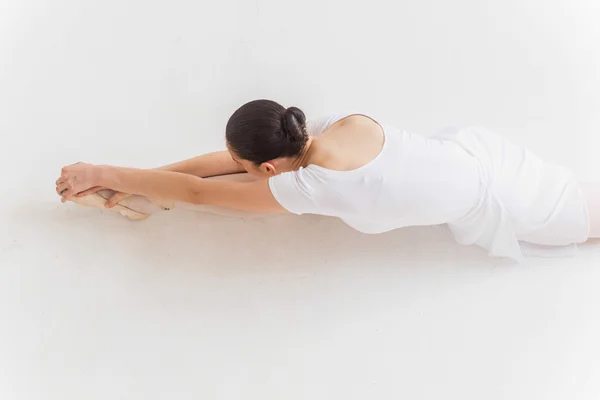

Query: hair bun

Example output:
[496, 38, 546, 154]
[281, 107, 307, 142]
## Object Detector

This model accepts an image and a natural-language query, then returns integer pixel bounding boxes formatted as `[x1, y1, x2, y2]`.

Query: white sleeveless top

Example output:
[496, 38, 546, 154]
[268, 113, 590, 262]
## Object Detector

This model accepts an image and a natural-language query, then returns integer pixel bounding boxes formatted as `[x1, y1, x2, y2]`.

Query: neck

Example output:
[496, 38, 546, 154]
[291, 136, 315, 170]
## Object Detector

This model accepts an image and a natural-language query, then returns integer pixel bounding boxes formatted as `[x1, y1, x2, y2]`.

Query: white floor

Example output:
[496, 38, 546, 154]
[2, 1, 600, 399]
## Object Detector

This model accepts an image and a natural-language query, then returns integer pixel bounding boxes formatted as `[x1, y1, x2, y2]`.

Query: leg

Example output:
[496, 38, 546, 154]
[68, 173, 269, 220]
[582, 182, 600, 238]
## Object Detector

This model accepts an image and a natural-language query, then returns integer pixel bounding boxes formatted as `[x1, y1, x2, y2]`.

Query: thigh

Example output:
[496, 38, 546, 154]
[581, 182, 600, 238]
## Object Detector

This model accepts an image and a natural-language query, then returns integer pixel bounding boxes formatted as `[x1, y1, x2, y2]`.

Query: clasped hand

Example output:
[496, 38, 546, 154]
[55, 162, 130, 207]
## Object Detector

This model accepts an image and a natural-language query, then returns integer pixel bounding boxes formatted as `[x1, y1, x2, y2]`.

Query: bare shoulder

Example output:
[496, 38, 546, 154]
[331, 114, 381, 130]
[326, 114, 384, 139]
[311, 114, 385, 171]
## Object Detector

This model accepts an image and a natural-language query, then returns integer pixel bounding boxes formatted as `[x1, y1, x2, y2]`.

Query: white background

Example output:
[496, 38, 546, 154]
[2, 0, 600, 399]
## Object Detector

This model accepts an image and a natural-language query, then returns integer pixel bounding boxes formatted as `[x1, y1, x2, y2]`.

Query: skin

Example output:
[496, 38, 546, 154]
[55, 115, 600, 239]
[55, 115, 385, 213]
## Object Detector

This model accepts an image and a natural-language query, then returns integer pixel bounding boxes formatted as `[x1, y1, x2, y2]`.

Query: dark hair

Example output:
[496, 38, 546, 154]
[225, 99, 308, 164]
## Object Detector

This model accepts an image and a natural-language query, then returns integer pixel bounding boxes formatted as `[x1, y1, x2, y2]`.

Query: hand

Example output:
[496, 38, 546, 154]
[76, 186, 132, 208]
[55, 162, 101, 202]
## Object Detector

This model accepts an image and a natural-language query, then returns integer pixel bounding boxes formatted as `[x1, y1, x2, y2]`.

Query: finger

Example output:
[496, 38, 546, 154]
[106, 192, 128, 208]
[61, 189, 75, 203]
[76, 186, 103, 197]
[56, 183, 70, 196]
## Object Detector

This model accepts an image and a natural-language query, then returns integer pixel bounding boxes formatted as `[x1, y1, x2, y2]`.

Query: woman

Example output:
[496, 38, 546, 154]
[56, 99, 599, 261]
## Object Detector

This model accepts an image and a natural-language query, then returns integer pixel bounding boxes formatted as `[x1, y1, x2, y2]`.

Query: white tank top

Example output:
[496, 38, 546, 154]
[268, 113, 481, 234]
[268, 113, 590, 262]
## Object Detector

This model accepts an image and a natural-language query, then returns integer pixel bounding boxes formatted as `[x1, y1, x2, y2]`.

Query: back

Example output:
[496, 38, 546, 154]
[268, 114, 482, 234]
[306, 114, 385, 173]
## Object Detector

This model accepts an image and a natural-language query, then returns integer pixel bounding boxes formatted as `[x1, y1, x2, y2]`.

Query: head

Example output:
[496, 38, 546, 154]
[225, 99, 309, 178]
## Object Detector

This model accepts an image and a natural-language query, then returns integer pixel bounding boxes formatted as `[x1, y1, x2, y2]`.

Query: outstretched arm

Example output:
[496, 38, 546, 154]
[74, 150, 247, 206]
[56, 163, 286, 214]
[157, 150, 245, 177]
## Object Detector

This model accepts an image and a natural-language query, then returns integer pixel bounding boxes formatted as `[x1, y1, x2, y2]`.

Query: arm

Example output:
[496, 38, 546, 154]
[73, 150, 247, 204]
[157, 150, 245, 177]
[95, 165, 286, 213]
